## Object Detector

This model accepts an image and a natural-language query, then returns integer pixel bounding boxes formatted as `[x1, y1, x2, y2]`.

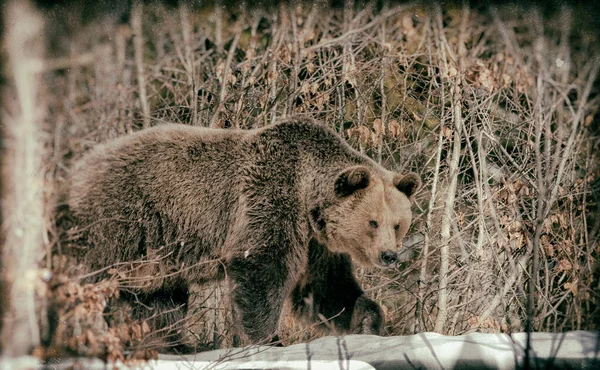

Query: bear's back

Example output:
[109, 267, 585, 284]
[68, 124, 252, 251]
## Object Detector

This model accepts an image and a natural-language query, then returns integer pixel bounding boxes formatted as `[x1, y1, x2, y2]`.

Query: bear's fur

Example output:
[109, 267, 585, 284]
[67, 116, 420, 349]
[291, 238, 384, 335]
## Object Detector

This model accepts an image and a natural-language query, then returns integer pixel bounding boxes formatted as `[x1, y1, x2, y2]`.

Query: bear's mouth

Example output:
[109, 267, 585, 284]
[355, 250, 395, 269]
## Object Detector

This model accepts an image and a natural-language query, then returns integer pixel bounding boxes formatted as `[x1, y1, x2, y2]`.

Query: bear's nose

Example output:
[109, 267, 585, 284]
[380, 251, 398, 266]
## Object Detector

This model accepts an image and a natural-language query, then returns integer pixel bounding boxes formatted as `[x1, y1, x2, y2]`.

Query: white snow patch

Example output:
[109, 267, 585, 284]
[3, 331, 598, 369]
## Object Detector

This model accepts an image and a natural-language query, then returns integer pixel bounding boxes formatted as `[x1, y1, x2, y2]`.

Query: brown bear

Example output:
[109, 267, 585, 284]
[67, 116, 420, 350]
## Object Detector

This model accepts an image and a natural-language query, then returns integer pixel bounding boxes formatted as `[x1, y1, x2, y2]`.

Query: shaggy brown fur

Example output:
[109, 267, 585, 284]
[67, 116, 420, 349]
[290, 238, 384, 335]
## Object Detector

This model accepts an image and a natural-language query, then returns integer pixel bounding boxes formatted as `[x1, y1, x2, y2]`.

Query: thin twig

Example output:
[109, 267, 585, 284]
[132, 0, 150, 128]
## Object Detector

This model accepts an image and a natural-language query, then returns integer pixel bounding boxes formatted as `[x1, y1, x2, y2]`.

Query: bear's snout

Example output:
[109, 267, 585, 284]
[380, 250, 398, 266]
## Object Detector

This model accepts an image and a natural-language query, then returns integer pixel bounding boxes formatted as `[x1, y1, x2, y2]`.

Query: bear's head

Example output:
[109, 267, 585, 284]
[311, 166, 420, 268]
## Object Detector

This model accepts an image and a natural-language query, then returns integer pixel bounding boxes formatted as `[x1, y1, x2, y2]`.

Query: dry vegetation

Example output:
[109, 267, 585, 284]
[2, 0, 600, 361]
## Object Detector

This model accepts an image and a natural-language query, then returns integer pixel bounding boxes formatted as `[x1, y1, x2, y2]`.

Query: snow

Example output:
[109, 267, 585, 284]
[3, 331, 599, 369]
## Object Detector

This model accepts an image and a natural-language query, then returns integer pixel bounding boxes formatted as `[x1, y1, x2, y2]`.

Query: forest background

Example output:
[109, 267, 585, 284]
[1, 0, 600, 360]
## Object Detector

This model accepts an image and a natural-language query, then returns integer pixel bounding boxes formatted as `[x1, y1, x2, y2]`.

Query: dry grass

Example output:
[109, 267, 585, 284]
[2, 0, 599, 359]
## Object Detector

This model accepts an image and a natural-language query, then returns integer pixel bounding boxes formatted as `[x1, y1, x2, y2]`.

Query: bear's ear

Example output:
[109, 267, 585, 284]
[335, 166, 371, 197]
[393, 172, 421, 198]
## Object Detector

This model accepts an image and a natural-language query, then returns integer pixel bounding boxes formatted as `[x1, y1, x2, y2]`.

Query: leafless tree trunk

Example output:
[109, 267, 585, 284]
[1, 1, 46, 356]
[432, 5, 468, 333]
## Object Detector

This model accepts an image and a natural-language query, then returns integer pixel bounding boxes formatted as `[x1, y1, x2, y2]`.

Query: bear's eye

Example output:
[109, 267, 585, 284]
[369, 220, 378, 229]
[394, 224, 400, 231]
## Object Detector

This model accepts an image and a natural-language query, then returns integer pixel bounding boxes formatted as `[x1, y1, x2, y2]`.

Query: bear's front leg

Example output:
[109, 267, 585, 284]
[228, 251, 300, 344]
[291, 239, 383, 335]
[350, 295, 383, 335]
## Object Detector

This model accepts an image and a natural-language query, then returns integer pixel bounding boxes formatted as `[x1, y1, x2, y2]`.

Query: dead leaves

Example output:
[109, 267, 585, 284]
[347, 125, 371, 146]
[346, 118, 405, 146]
[43, 271, 158, 362]
[343, 61, 358, 88]
[543, 213, 569, 233]
[467, 316, 509, 333]
[466, 59, 495, 91]
[464, 55, 535, 94]
[555, 259, 573, 273]
[563, 281, 578, 295]
[507, 219, 525, 250]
